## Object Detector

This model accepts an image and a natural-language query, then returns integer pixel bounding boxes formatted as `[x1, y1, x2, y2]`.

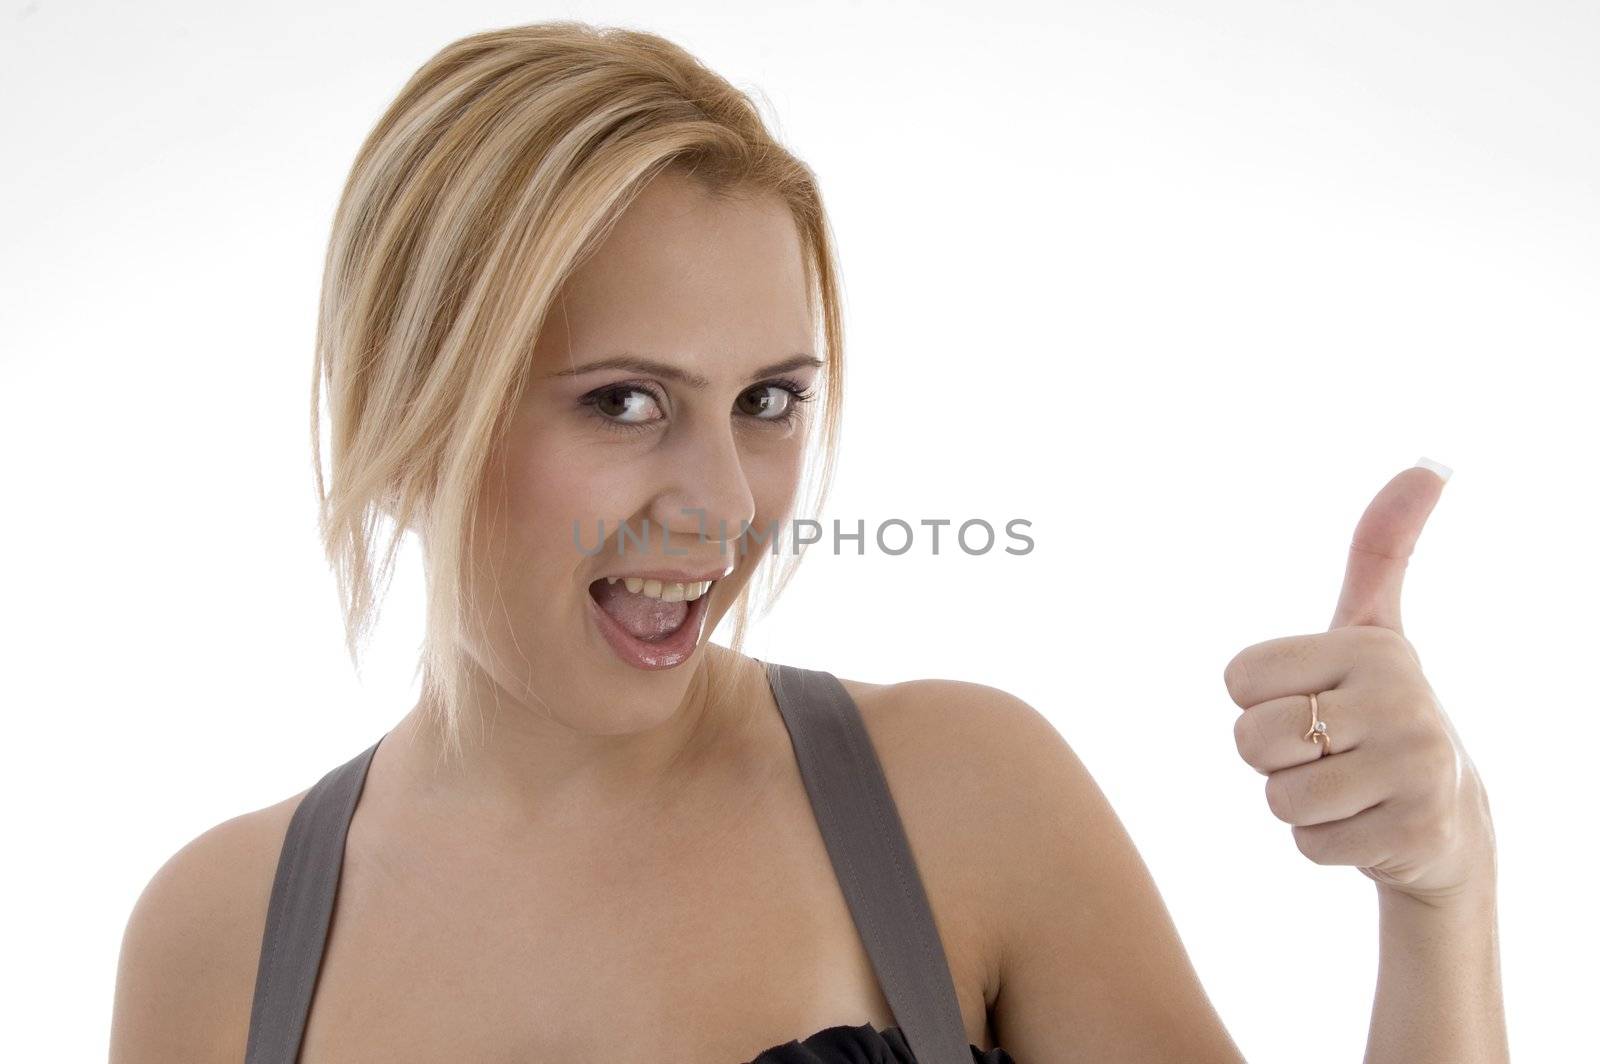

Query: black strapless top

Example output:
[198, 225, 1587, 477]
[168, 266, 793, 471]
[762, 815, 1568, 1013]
[244, 661, 1017, 1064]
[750, 1021, 1014, 1063]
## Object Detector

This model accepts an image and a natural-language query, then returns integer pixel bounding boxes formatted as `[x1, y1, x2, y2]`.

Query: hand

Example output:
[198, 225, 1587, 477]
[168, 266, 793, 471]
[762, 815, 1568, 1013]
[1224, 461, 1496, 906]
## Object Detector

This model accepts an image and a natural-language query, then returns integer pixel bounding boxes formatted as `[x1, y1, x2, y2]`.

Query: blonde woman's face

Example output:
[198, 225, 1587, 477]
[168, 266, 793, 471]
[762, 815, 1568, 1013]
[465, 171, 819, 731]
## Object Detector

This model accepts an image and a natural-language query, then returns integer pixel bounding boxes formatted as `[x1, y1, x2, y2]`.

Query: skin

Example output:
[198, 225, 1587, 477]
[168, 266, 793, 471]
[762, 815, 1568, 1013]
[1221, 465, 1508, 1062]
[109, 169, 1506, 1062]
[112, 169, 1013, 1061]
[379, 167, 823, 841]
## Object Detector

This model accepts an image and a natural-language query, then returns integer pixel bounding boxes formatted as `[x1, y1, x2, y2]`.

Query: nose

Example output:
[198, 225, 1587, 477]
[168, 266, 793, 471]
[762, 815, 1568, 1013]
[646, 421, 758, 561]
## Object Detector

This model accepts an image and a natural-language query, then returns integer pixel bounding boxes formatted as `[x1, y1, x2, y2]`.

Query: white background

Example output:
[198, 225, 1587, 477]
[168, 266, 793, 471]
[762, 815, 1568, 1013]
[4, 1, 1596, 1060]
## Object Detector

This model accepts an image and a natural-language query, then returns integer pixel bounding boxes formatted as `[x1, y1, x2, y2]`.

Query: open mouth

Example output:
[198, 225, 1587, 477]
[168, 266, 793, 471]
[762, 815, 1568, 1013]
[586, 575, 717, 670]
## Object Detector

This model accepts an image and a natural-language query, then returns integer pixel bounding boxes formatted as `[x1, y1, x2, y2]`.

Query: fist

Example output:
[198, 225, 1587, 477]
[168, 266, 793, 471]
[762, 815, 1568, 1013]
[1224, 462, 1496, 905]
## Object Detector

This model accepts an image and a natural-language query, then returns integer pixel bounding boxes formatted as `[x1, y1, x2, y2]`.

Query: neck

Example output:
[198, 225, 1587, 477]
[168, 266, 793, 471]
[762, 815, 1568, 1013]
[380, 643, 760, 841]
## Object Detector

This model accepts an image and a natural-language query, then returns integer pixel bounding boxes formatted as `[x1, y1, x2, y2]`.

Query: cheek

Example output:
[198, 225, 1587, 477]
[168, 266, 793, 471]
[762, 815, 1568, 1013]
[491, 427, 638, 569]
[743, 439, 807, 538]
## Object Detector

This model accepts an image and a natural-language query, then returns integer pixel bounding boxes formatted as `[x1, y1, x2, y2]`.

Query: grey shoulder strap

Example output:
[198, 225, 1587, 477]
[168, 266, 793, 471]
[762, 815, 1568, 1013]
[762, 660, 974, 1064]
[244, 736, 384, 1064]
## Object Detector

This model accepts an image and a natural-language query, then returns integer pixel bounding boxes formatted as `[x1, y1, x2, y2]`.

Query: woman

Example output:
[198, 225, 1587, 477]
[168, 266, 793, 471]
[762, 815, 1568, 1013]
[109, 21, 1507, 1063]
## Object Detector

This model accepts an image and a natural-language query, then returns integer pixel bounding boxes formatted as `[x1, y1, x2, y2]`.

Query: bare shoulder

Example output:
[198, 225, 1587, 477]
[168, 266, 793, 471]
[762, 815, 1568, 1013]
[835, 674, 1072, 815]
[834, 675, 1065, 827]
[109, 788, 310, 1063]
[840, 674, 1245, 1063]
[838, 673, 1058, 761]
[835, 674, 1084, 869]
[829, 675, 1066, 1019]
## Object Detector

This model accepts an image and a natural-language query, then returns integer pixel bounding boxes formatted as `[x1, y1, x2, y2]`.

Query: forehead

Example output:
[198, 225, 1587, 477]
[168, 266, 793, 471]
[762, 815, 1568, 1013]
[535, 171, 814, 375]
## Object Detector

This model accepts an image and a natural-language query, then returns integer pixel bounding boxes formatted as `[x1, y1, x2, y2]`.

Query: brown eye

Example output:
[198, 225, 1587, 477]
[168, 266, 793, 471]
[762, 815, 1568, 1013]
[591, 385, 664, 425]
[736, 384, 792, 420]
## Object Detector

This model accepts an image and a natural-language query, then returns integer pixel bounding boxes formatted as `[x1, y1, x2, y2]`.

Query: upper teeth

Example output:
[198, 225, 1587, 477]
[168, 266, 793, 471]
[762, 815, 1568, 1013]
[605, 576, 712, 602]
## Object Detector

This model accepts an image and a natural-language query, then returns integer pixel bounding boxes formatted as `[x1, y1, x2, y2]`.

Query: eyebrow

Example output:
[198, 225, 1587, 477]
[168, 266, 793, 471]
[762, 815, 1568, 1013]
[545, 352, 823, 387]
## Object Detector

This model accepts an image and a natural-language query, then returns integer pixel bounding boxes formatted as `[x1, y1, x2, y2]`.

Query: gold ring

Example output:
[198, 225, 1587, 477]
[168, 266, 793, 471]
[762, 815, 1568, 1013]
[1302, 692, 1331, 755]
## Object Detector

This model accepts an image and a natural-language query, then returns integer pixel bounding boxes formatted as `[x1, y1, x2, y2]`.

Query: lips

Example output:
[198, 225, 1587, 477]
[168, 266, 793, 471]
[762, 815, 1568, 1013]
[586, 578, 715, 671]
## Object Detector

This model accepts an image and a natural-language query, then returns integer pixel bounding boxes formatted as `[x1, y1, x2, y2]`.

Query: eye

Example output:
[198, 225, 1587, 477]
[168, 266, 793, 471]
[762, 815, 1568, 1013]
[578, 376, 817, 436]
[580, 384, 666, 433]
[736, 377, 816, 427]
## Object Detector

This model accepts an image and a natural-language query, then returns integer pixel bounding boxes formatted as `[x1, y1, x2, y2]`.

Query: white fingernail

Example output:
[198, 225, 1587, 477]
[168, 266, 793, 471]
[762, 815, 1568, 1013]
[1414, 456, 1453, 482]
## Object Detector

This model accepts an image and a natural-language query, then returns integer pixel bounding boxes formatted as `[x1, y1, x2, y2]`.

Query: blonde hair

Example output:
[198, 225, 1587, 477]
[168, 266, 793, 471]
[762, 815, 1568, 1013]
[310, 21, 846, 764]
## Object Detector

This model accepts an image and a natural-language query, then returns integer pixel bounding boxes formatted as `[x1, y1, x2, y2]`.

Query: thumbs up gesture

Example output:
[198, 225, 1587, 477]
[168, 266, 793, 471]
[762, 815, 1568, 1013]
[1224, 461, 1497, 905]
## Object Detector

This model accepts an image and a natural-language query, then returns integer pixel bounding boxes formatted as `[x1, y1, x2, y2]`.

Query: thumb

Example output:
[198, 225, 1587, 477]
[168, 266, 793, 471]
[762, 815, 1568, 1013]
[1328, 458, 1452, 635]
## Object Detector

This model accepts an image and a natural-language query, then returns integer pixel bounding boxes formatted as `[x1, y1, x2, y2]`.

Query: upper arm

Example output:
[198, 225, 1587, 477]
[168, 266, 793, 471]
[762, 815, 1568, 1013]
[109, 803, 296, 1064]
[917, 681, 1246, 1064]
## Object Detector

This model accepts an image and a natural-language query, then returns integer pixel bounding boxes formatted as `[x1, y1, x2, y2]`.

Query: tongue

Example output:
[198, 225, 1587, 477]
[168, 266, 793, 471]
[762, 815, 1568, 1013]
[590, 580, 689, 641]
